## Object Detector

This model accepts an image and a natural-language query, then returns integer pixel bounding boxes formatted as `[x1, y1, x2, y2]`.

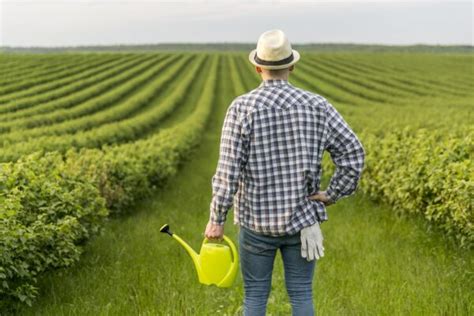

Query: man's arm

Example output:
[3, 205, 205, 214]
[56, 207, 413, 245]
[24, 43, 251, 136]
[209, 100, 249, 225]
[323, 101, 365, 204]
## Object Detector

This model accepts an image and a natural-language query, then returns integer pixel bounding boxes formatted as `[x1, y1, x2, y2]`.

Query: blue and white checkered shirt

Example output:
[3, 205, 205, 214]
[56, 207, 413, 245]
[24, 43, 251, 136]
[209, 78, 365, 236]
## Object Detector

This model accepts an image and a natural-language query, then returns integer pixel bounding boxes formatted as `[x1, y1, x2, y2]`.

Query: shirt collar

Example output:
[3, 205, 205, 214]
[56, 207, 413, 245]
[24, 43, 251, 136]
[259, 79, 291, 88]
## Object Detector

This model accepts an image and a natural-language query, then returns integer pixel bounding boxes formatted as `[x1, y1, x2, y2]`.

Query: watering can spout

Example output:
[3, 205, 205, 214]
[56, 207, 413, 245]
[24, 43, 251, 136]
[159, 224, 206, 283]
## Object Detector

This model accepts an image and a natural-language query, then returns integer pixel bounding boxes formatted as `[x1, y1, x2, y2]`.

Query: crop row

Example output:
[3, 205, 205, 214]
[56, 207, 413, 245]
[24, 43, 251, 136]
[0, 55, 196, 145]
[228, 55, 247, 95]
[0, 53, 80, 72]
[311, 56, 433, 97]
[0, 55, 103, 86]
[379, 55, 473, 90]
[0, 54, 133, 104]
[300, 57, 420, 99]
[302, 53, 472, 98]
[0, 54, 166, 121]
[0, 54, 221, 310]
[312, 54, 473, 96]
[358, 127, 473, 248]
[0, 55, 208, 161]
[0, 55, 177, 133]
[0, 55, 122, 97]
[298, 61, 399, 103]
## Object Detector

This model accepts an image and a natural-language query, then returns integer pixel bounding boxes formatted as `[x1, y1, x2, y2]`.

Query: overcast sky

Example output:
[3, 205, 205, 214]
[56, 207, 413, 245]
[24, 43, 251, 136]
[1, 0, 472, 47]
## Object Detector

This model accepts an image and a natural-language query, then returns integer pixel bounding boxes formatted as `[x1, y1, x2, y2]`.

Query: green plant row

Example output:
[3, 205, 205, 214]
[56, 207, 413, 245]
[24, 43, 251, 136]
[0, 54, 132, 104]
[0, 53, 220, 310]
[292, 64, 370, 105]
[0, 58, 41, 74]
[0, 55, 195, 145]
[299, 56, 465, 105]
[238, 52, 405, 106]
[0, 55, 118, 96]
[310, 55, 432, 97]
[317, 54, 472, 96]
[0, 54, 163, 120]
[0, 58, 47, 75]
[0, 55, 208, 161]
[64, 54, 219, 212]
[358, 127, 473, 248]
[300, 57, 418, 99]
[292, 57, 472, 115]
[315, 53, 461, 94]
[0, 55, 183, 135]
[0, 54, 96, 88]
[228, 54, 246, 95]
[0, 53, 82, 75]
[235, 54, 264, 94]
[372, 54, 474, 91]
[0, 152, 109, 308]
[299, 56, 408, 104]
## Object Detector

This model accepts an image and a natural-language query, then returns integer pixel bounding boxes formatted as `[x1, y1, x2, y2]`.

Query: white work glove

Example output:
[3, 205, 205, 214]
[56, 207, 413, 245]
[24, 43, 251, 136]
[300, 221, 324, 261]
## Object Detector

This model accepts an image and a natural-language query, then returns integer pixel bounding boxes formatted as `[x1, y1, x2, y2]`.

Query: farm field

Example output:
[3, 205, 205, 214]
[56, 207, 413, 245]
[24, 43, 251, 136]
[0, 51, 473, 314]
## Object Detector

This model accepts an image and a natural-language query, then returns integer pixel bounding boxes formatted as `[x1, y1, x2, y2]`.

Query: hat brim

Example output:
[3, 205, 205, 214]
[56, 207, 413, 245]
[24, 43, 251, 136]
[248, 49, 300, 70]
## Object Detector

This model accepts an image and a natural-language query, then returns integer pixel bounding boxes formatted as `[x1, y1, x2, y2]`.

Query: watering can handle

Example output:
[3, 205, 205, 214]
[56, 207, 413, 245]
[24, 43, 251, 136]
[203, 236, 227, 245]
[202, 236, 238, 261]
[203, 237, 226, 244]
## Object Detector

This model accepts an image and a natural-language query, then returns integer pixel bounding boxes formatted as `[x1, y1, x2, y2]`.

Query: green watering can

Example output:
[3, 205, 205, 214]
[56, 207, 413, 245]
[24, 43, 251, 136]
[160, 224, 239, 288]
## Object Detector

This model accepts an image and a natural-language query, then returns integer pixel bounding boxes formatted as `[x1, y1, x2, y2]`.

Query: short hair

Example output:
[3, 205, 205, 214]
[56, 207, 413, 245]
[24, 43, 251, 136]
[267, 67, 291, 76]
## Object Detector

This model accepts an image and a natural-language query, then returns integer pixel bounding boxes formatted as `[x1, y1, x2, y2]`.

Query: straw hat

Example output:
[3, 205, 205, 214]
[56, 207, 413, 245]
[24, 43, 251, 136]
[248, 29, 300, 70]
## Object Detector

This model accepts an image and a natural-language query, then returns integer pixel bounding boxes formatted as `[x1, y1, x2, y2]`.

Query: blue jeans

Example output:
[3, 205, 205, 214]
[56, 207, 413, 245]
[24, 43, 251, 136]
[239, 225, 316, 316]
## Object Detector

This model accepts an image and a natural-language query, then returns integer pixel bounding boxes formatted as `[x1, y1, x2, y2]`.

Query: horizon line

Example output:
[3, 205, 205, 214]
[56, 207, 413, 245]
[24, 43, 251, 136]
[2, 42, 473, 49]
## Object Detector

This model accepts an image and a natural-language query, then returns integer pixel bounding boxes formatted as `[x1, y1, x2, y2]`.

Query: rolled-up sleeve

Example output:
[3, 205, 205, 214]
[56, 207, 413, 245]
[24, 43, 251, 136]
[209, 100, 249, 225]
[324, 102, 365, 204]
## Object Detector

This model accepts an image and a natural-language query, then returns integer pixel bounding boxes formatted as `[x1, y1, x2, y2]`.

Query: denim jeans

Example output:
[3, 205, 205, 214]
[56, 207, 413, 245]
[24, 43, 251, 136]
[239, 225, 316, 316]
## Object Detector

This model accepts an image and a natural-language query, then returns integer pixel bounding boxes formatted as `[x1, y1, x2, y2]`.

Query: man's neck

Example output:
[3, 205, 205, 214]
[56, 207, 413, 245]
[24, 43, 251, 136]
[261, 75, 289, 81]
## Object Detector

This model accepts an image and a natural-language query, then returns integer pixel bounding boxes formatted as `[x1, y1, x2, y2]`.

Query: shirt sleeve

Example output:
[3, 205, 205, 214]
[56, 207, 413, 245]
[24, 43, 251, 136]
[324, 101, 365, 204]
[209, 100, 249, 225]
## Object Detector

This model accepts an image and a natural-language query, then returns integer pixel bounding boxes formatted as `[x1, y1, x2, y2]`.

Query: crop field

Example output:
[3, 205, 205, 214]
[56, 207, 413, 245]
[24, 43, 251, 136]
[0, 51, 473, 314]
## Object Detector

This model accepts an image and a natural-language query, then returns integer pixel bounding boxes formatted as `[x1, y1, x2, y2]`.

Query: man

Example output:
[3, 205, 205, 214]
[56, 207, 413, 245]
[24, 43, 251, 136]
[204, 29, 365, 315]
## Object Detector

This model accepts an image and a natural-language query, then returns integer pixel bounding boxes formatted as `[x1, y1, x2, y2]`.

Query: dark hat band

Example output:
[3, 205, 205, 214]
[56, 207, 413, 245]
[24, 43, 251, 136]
[254, 52, 294, 66]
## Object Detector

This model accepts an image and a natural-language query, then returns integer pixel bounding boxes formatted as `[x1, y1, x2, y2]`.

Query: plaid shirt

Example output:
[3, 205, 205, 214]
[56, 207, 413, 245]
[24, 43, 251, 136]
[209, 78, 365, 236]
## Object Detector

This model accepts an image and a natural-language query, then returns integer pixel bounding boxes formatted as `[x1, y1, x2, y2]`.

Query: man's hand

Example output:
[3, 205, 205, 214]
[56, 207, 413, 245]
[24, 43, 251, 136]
[308, 190, 334, 206]
[300, 221, 324, 261]
[204, 221, 224, 241]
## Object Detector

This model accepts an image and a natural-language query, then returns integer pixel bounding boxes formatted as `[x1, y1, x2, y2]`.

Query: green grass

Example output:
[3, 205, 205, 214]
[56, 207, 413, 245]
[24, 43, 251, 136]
[14, 55, 473, 316]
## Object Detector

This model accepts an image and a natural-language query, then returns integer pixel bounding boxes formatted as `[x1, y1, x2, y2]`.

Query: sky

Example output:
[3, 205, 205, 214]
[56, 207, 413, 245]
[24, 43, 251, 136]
[0, 0, 472, 47]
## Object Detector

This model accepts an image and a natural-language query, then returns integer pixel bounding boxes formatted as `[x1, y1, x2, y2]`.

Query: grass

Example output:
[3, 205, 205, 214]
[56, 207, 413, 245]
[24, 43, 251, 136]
[14, 56, 474, 316]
